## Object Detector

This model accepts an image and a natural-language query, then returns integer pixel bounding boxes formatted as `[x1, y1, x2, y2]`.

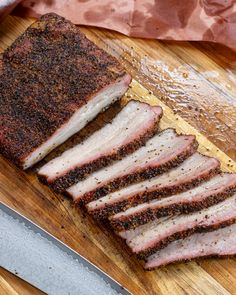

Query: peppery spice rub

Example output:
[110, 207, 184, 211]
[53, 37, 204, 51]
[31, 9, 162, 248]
[110, 173, 236, 231]
[144, 223, 236, 269]
[67, 128, 198, 205]
[38, 101, 163, 192]
[118, 194, 236, 258]
[86, 153, 220, 219]
[0, 13, 131, 169]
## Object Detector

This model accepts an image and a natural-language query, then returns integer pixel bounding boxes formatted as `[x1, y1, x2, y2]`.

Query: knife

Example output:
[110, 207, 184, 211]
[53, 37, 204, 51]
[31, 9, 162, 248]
[0, 202, 131, 295]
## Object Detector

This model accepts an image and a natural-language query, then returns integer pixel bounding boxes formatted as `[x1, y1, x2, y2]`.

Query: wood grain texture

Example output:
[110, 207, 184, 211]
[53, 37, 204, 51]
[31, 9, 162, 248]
[81, 28, 236, 161]
[0, 15, 236, 295]
[0, 267, 45, 295]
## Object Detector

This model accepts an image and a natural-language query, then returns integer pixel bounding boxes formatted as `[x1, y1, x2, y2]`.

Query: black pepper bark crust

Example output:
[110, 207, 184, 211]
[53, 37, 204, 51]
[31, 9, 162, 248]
[144, 254, 236, 270]
[110, 179, 236, 231]
[137, 218, 236, 259]
[0, 13, 129, 168]
[74, 131, 198, 205]
[42, 114, 162, 192]
[89, 163, 221, 219]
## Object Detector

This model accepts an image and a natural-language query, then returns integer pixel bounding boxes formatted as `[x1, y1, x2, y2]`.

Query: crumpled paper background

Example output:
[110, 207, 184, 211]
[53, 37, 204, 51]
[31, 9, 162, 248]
[1, 0, 236, 49]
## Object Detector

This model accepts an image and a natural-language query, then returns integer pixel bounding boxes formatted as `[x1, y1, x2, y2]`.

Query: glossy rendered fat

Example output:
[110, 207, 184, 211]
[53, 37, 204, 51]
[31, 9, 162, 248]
[110, 173, 236, 230]
[145, 223, 236, 269]
[38, 101, 162, 190]
[87, 153, 220, 216]
[68, 129, 197, 203]
[119, 194, 236, 256]
[0, 13, 131, 169]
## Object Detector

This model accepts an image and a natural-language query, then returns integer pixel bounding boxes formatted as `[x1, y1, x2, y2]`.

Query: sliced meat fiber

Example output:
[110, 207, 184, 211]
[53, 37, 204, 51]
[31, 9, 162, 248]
[145, 223, 236, 270]
[87, 153, 220, 219]
[38, 100, 163, 192]
[110, 173, 236, 231]
[67, 128, 198, 205]
[119, 194, 236, 258]
[0, 13, 131, 169]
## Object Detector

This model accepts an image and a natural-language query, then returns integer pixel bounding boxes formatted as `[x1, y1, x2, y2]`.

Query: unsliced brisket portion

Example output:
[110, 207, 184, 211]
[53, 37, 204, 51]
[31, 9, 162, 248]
[119, 194, 236, 258]
[87, 153, 220, 219]
[145, 223, 236, 270]
[110, 173, 236, 231]
[67, 128, 198, 205]
[38, 101, 162, 192]
[0, 13, 131, 169]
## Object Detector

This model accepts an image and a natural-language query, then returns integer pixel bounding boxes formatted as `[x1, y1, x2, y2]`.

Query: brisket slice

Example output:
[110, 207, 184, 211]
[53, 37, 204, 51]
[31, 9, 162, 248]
[119, 194, 236, 258]
[87, 153, 220, 219]
[110, 173, 236, 231]
[67, 128, 198, 205]
[145, 223, 236, 270]
[38, 101, 162, 192]
[0, 13, 131, 169]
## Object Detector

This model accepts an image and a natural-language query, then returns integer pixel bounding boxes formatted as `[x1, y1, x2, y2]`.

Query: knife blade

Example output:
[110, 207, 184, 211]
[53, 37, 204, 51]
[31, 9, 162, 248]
[0, 202, 131, 295]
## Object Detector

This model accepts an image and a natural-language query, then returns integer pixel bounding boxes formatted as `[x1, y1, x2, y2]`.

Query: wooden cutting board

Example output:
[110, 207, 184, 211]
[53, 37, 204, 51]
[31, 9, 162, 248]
[0, 15, 236, 295]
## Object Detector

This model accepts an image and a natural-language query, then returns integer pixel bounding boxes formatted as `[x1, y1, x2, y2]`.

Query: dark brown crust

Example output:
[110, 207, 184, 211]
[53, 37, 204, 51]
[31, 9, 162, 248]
[0, 13, 129, 168]
[74, 130, 198, 205]
[40, 108, 163, 192]
[137, 218, 236, 259]
[110, 178, 236, 231]
[89, 162, 221, 219]
[144, 253, 236, 270]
